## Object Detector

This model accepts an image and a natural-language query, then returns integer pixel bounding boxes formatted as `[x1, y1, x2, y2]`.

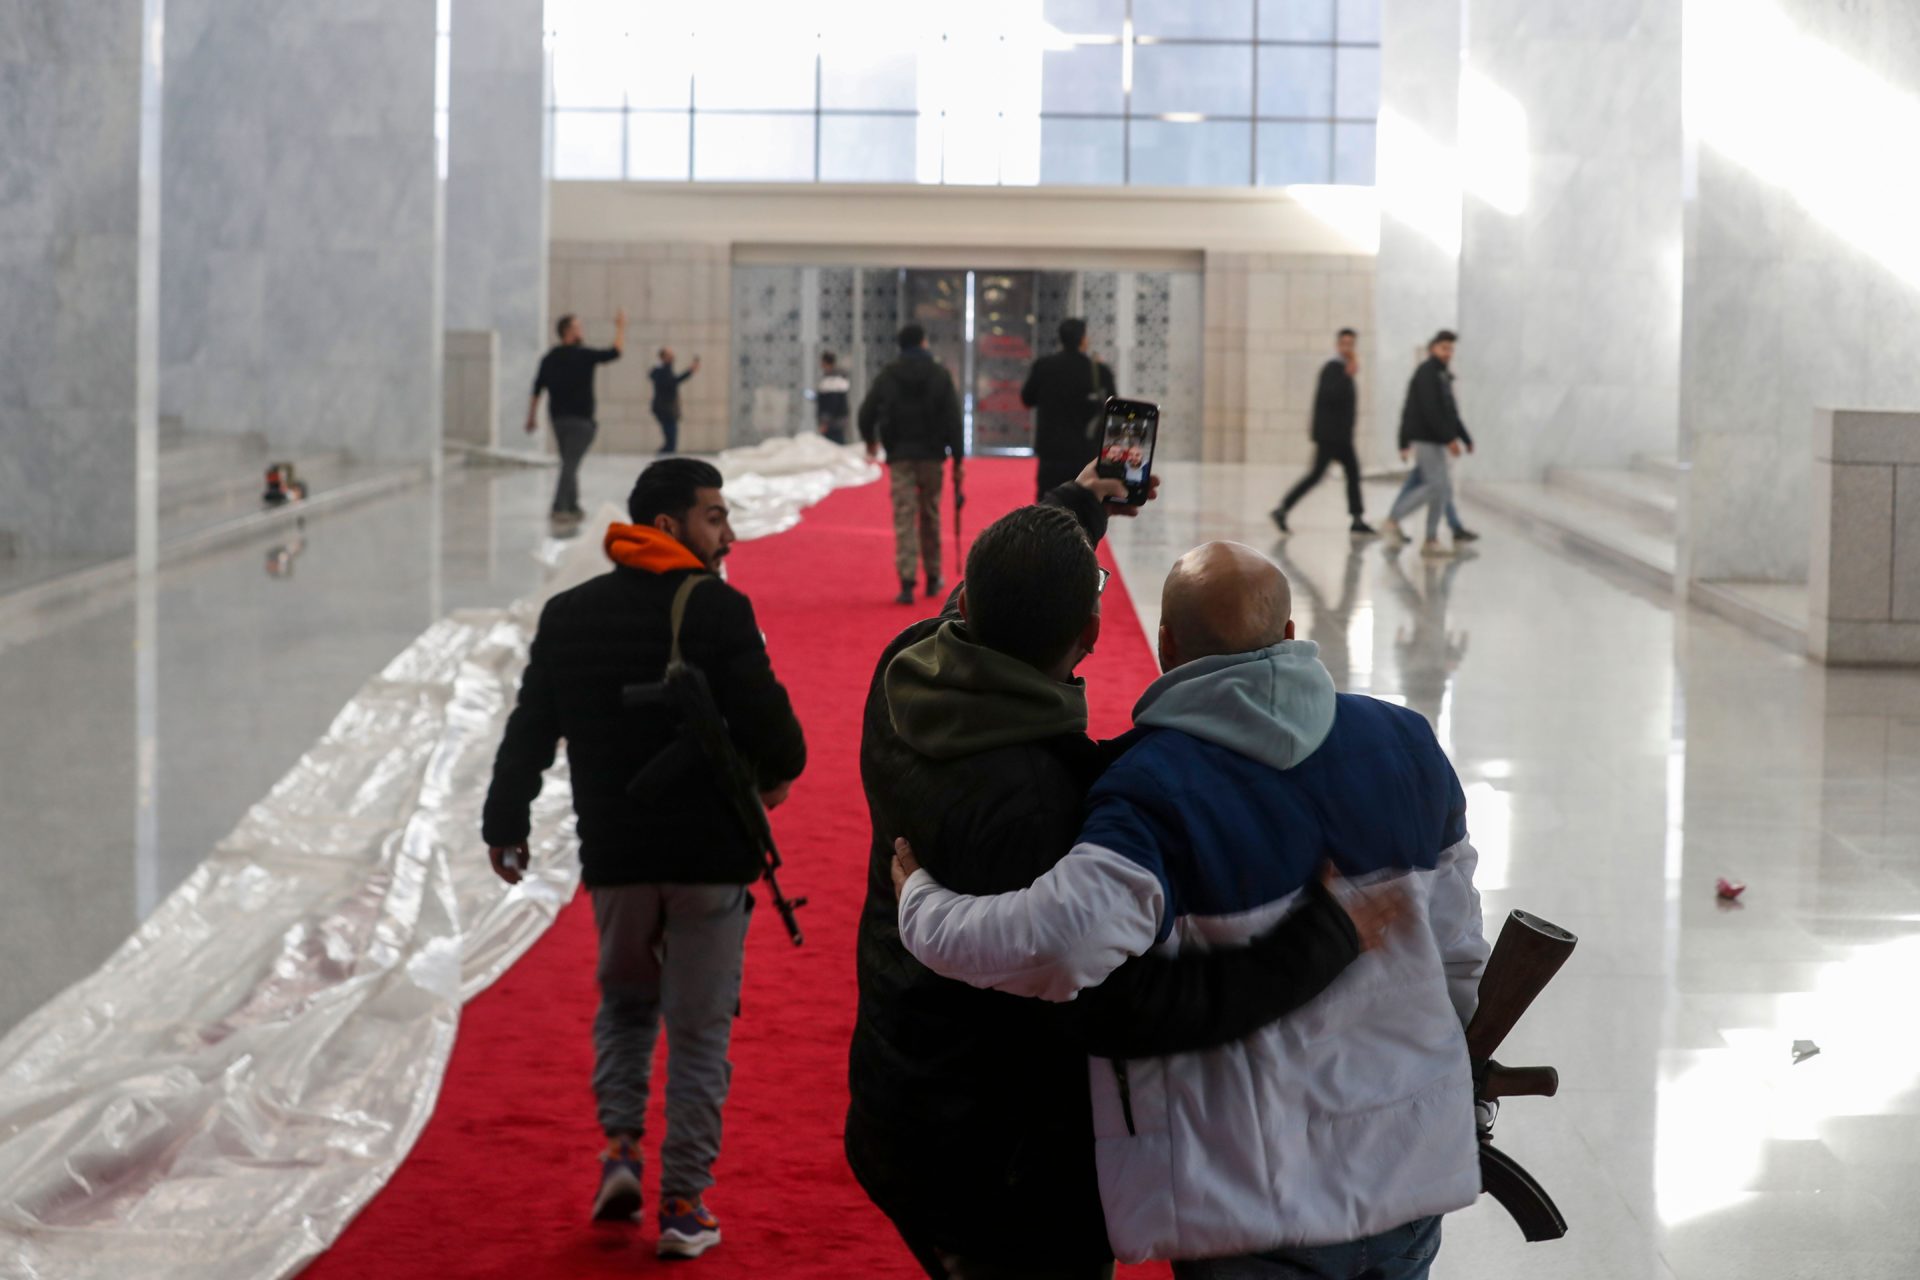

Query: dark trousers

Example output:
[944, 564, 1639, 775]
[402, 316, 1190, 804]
[1280, 439, 1364, 519]
[551, 415, 597, 515]
[652, 407, 679, 453]
[1036, 453, 1091, 502]
[892, 1215, 1114, 1280]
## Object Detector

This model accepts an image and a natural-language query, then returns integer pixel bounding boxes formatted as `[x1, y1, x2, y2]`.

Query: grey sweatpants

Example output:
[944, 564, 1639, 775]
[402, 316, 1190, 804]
[591, 882, 752, 1198]
[551, 415, 597, 515]
[1388, 441, 1454, 541]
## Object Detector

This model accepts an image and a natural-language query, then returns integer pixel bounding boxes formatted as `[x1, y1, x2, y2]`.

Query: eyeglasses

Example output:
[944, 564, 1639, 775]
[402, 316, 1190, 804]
[1096, 567, 1111, 595]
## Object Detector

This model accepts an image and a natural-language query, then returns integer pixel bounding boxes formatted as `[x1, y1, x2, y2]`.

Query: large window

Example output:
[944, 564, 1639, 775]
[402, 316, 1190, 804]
[546, 0, 1380, 187]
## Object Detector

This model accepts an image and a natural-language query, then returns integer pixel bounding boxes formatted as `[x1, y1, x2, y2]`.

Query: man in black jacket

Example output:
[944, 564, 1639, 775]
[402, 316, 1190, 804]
[848, 468, 1386, 1279]
[1272, 328, 1377, 537]
[1386, 331, 1473, 557]
[649, 347, 700, 455]
[1022, 317, 1118, 501]
[482, 457, 804, 1261]
[859, 324, 966, 606]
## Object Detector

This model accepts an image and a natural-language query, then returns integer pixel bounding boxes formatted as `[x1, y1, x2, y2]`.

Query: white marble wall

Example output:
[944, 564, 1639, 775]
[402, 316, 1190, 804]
[1447, 0, 1683, 482]
[1371, 0, 1464, 463]
[445, 0, 547, 448]
[159, 1, 441, 465]
[1808, 411, 1920, 663]
[1682, 0, 1920, 583]
[0, 1, 155, 561]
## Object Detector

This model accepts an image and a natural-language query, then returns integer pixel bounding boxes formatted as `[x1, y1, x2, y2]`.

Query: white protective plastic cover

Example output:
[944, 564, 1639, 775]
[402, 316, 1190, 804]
[0, 437, 876, 1279]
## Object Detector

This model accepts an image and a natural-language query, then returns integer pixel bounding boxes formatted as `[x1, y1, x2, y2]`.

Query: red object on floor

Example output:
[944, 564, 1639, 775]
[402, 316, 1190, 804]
[1715, 877, 1747, 902]
[302, 459, 1172, 1279]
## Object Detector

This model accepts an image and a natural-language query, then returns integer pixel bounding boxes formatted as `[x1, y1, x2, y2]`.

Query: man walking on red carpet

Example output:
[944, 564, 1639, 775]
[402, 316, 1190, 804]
[848, 468, 1397, 1279]
[858, 323, 966, 606]
[483, 457, 806, 1261]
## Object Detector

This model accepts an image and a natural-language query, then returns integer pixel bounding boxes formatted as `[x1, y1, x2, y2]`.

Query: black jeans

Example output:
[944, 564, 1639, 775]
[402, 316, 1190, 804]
[1280, 439, 1364, 519]
[652, 408, 679, 453]
[1036, 453, 1092, 503]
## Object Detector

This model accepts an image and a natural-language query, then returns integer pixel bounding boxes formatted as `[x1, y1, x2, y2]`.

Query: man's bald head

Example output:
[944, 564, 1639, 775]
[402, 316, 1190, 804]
[1158, 542, 1294, 670]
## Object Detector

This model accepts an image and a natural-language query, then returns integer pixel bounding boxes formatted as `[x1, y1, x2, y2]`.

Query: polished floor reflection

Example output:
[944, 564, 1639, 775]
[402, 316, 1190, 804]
[1109, 462, 1920, 1280]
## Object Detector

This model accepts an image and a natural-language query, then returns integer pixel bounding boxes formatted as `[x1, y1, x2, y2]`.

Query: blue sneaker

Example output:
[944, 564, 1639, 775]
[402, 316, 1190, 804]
[656, 1196, 721, 1259]
[591, 1137, 642, 1223]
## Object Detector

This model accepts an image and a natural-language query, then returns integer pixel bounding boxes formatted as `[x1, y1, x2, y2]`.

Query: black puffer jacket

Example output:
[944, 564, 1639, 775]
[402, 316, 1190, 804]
[857, 350, 965, 461]
[1398, 355, 1474, 450]
[845, 484, 1363, 1268]
[482, 544, 805, 887]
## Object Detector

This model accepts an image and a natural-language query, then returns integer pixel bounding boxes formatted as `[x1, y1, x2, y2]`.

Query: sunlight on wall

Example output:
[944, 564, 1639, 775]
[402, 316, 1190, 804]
[1686, 0, 1920, 287]
[1376, 107, 1460, 256]
[1459, 68, 1529, 216]
[1285, 184, 1382, 253]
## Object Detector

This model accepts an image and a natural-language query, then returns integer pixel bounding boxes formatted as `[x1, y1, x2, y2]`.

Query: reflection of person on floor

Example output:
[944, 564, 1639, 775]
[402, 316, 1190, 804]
[1023, 317, 1117, 500]
[529, 309, 625, 526]
[1273, 327, 1377, 536]
[649, 347, 700, 455]
[1382, 544, 1472, 729]
[816, 351, 852, 444]
[858, 323, 967, 605]
[1271, 540, 1366, 691]
[849, 476, 1386, 1280]
[1386, 330, 1476, 557]
[893, 541, 1488, 1280]
[481, 458, 806, 1262]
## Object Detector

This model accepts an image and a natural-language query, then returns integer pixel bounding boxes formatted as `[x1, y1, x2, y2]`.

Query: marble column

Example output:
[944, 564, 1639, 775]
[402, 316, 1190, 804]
[445, 0, 549, 448]
[1681, 0, 1920, 584]
[1450, 0, 1683, 482]
[160, 1, 441, 464]
[1371, 0, 1464, 463]
[0, 0, 161, 563]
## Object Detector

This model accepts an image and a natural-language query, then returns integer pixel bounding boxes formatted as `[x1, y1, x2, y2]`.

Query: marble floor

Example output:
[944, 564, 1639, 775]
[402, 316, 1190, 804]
[4, 457, 1918, 1279]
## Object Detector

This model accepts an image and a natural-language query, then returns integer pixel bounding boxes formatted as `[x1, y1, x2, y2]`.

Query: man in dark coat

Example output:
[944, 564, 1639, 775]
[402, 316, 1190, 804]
[1272, 327, 1376, 536]
[859, 324, 967, 605]
[846, 467, 1387, 1279]
[1386, 330, 1474, 557]
[482, 457, 804, 1261]
[1022, 317, 1118, 501]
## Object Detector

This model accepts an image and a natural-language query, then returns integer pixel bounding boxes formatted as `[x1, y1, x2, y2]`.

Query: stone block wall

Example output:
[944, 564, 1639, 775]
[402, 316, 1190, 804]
[1809, 410, 1920, 665]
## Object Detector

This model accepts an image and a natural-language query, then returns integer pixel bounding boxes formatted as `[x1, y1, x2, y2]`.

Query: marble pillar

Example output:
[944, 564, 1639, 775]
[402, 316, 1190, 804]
[1681, 0, 1920, 584]
[1450, 0, 1683, 482]
[0, 0, 160, 563]
[445, 0, 548, 448]
[1371, 0, 1463, 462]
[160, 0, 441, 464]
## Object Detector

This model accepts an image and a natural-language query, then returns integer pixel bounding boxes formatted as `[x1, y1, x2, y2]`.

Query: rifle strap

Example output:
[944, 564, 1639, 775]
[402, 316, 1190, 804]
[667, 573, 713, 668]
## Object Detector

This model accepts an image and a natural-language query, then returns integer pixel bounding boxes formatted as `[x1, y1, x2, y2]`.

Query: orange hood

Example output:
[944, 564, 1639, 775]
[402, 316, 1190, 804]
[604, 523, 706, 574]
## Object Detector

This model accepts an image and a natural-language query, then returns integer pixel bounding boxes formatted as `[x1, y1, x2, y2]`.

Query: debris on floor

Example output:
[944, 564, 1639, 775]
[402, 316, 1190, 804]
[1716, 877, 1747, 902]
[1792, 1039, 1821, 1065]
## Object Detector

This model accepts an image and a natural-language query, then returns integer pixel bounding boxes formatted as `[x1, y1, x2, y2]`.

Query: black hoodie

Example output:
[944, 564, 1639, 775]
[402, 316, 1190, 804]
[857, 349, 965, 461]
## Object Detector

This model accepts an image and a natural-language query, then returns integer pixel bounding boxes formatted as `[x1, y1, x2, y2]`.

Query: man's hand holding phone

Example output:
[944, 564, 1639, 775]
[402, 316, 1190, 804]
[1073, 458, 1160, 516]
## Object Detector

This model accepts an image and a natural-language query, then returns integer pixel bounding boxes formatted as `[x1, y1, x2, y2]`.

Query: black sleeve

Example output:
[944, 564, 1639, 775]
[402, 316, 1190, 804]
[532, 353, 551, 397]
[480, 601, 564, 845]
[1040, 479, 1112, 548]
[857, 372, 885, 447]
[1457, 419, 1473, 448]
[677, 366, 695, 383]
[688, 584, 807, 788]
[1073, 881, 1361, 1059]
[593, 347, 621, 364]
[1098, 361, 1116, 397]
[1313, 361, 1341, 430]
[1020, 359, 1042, 409]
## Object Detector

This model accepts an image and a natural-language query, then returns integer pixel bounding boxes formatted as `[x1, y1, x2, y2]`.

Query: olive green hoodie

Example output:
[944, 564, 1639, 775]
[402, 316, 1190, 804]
[884, 620, 1088, 760]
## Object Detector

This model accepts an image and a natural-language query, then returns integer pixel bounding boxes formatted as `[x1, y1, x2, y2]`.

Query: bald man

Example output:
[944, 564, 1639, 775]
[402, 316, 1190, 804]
[893, 542, 1488, 1278]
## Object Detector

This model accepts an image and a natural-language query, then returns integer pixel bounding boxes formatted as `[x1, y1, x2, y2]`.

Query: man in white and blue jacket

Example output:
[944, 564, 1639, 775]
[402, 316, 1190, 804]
[895, 541, 1489, 1277]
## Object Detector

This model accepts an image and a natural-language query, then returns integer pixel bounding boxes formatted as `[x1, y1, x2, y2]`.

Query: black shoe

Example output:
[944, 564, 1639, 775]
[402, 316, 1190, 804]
[1270, 508, 1290, 535]
[895, 581, 916, 605]
[1350, 519, 1378, 537]
[1452, 528, 1481, 542]
[925, 576, 945, 600]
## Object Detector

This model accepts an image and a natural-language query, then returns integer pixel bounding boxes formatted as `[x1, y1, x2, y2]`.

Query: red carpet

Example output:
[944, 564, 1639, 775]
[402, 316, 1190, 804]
[303, 459, 1171, 1279]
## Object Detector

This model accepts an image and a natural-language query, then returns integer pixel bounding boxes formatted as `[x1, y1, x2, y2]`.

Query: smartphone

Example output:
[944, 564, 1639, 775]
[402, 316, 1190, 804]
[1094, 397, 1159, 506]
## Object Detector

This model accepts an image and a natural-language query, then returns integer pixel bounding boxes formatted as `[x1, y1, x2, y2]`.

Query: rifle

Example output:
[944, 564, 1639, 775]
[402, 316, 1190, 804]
[1466, 909, 1578, 1241]
[622, 575, 808, 945]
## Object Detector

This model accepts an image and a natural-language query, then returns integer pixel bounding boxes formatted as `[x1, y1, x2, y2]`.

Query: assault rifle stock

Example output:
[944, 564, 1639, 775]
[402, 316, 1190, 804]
[1466, 909, 1577, 1241]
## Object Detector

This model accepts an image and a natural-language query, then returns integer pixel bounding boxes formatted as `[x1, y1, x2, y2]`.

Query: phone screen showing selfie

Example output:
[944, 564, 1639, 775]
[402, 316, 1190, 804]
[1094, 400, 1159, 506]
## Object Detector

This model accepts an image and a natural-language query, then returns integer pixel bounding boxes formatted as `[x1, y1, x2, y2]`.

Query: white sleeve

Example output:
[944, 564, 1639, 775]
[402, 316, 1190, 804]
[1427, 836, 1490, 1027]
[895, 843, 1166, 1003]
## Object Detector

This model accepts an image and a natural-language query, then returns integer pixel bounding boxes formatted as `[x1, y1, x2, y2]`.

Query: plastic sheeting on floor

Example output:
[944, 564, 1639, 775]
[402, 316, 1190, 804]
[0, 438, 877, 1280]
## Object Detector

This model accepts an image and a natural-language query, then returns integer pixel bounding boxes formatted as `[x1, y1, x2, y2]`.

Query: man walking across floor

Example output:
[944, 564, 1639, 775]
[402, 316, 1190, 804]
[482, 458, 806, 1261]
[817, 351, 852, 445]
[1022, 317, 1118, 501]
[650, 347, 701, 455]
[528, 309, 625, 533]
[1386, 330, 1473, 557]
[895, 540, 1489, 1278]
[1273, 327, 1376, 537]
[859, 324, 966, 605]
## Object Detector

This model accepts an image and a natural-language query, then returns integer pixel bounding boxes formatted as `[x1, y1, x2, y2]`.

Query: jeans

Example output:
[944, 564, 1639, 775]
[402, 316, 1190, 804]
[652, 407, 679, 453]
[1171, 1216, 1441, 1280]
[550, 415, 597, 515]
[1387, 443, 1454, 541]
[1391, 462, 1462, 533]
[590, 883, 751, 1198]
[1279, 439, 1365, 519]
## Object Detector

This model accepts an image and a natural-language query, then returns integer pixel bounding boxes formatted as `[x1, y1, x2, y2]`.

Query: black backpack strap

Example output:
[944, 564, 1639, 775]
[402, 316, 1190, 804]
[667, 573, 712, 667]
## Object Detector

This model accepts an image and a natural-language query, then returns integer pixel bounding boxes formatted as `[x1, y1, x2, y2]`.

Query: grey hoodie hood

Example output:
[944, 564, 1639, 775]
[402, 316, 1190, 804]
[1132, 639, 1337, 771]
